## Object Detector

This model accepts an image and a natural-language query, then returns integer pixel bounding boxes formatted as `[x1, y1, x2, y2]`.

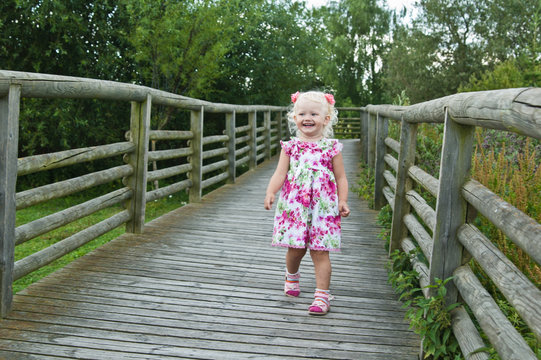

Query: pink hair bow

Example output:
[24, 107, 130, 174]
[291, 91, 300, 103]
[324, 93, 335, 105]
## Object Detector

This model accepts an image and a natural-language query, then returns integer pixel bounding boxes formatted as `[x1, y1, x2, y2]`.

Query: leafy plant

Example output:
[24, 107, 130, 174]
[386, 248, 463, 359]
[404, 278, 462, 359]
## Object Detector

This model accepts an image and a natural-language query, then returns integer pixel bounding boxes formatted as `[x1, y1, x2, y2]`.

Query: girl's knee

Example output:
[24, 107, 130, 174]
[287, 247, 307, 258]
[310, 250, 330, 261]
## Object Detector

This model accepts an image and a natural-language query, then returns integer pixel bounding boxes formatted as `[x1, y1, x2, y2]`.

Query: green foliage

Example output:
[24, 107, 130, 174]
[124, 0, 234, 99]
[355, 163, 375, 206]
[387, 248, 462, 359]
[416, 123, 444, 177]
[214, 0, 325, 105]
[405, 278, 462, 359]
[377, 204, 392, 251]
[384, 0, 540, 103]
[459, 58, 539, 92]
[319, 0, 391, 105]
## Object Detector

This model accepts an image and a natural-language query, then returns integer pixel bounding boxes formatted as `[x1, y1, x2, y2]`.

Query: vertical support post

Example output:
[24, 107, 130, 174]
[189, 106, 204, 202]
[225, 111, 236, 184]
[276, 111, 283, 142]
[0, 84, 20, 317]
[126, 94, 151, 234]
[374, 114, 388, 210]
[389, 118, 418, 254]
[249, 111, 257, 170]
[367, 112, 377, 169]
[429, 108, 474, 304]
[360, 110, 368, 164]
[264, 111, 271, 160]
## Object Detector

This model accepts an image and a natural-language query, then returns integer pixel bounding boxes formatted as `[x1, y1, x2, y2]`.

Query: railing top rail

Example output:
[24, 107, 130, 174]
[365, 87, 541, 140]
[0, 70, 287, 113]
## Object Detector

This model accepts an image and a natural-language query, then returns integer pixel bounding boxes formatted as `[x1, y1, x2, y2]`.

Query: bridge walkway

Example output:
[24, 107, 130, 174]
[0, 139, 420, 359]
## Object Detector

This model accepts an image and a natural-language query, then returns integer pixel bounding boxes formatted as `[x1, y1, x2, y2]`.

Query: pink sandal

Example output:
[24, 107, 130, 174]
[284, 271, 301, 297]
[308, 290, 332, 315]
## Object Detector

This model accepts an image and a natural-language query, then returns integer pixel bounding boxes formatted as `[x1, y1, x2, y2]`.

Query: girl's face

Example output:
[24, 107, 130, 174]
[293, 98, 330, 140]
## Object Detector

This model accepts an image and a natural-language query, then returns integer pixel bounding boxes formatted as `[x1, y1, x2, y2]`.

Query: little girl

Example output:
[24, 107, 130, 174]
[264, 90, 350, 315]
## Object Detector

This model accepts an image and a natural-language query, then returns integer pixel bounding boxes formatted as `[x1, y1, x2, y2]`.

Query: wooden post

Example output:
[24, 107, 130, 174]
[374, 114, 388, 210]
[360, 110, 368, 164]
[0, 84, 21, 317]
[429, 108, 474, 304]
[276, 111, 283, 142]
[249, 111, 257, 170]
[225, 111, 236, 184]
[389, 118, 418, 254]
[189, 107, 204, 202]
[367, 112, 377, 169]
[125, 94, 151, 234]
[264, 111, 271, 160]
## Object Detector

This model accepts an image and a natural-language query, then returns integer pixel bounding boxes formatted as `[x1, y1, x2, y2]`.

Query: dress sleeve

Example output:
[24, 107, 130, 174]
[329, 140, 343, 158]
[280, 139, 295, 156]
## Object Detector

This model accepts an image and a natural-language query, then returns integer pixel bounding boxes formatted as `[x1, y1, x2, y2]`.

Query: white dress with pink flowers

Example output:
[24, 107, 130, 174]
[271, 137, 343, 251]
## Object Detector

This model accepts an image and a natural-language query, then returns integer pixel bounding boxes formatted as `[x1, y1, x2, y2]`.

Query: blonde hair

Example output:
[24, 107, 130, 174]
[286, 91, 338, 138]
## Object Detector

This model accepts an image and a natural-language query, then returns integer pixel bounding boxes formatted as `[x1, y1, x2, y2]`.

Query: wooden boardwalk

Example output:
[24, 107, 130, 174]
[0, 139, 420, 359]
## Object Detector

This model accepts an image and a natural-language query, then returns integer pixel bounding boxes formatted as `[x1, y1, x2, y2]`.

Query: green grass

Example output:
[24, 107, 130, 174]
[14, 190, 188, 294]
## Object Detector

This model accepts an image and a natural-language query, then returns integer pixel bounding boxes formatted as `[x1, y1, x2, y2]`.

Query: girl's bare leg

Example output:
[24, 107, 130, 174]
[286, 248, 307, 273]
[310, 250, 331, 289]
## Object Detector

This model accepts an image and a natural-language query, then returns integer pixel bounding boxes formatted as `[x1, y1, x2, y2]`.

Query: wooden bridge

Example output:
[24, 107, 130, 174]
[0, 139, 420, 359]
[1, 71, 540, 359]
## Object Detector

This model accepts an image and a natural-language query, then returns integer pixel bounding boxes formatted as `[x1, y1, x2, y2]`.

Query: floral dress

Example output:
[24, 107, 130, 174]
[272, 137, 343, 251]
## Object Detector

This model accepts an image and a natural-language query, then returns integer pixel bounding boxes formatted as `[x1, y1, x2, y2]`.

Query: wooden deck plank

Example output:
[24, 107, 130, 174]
[0, 139, 420, 359]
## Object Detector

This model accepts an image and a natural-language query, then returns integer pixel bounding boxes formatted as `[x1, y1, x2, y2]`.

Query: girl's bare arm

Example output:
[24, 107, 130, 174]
[332, 152, 350, 217]
[264, 150, 290, 210]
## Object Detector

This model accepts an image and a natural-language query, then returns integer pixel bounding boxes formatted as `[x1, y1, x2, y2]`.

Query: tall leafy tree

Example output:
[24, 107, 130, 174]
[0, 0, 134, 188]
[213, 0, 325, 105]
[0, 0, 133, 155]
[124, 0, 235, 98]
[383, 0, 540, 103]
[318, 0, 391, 106]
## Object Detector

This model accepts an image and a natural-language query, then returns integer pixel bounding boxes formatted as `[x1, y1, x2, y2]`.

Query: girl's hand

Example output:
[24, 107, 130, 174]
[264, 193, 275, 210]
[339, 201, 350, 217]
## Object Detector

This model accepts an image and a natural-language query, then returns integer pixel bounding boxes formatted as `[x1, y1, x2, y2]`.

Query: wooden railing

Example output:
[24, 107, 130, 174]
[362, 88, 541, 360]
[0, 71, 362, 319]
[0, 71, 292, 317]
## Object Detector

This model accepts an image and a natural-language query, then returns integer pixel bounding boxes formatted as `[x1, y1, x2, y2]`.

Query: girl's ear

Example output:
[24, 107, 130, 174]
[324, 115, 331, 125]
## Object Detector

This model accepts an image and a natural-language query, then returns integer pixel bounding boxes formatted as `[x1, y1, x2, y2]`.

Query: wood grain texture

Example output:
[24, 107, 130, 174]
[0, 140, 420, 359]
[454, 265, 537, 360]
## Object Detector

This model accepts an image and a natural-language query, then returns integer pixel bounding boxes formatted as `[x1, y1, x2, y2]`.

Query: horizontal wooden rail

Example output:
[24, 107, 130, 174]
[15, 188, 132, 245]
[0, 70, 285, 113]
[363, 87, 541, 359]
[16, 165, 133, 210]
[17, 142, 135, 176]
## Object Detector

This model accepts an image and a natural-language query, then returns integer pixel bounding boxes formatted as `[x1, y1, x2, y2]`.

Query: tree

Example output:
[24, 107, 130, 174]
[383, 0, 540, 103]
[213, 0, 325, 106]
[317, 0, 391, 106]
[0, 0, 134, 188]
[383, 25, 447, 104]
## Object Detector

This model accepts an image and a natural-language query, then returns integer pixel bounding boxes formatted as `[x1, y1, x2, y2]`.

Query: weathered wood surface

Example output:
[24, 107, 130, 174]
[0, 140, 420, 359]
[0, 70, 286, 113]
[454, 265, 538, 360]
[0, 84, 20, 317]
[366, 88, 541, 140]
[458, 224, 541, 341]
[17, 142, 135, 176]
[451, 306, 489, 360]
[462, 179, 541, 264]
